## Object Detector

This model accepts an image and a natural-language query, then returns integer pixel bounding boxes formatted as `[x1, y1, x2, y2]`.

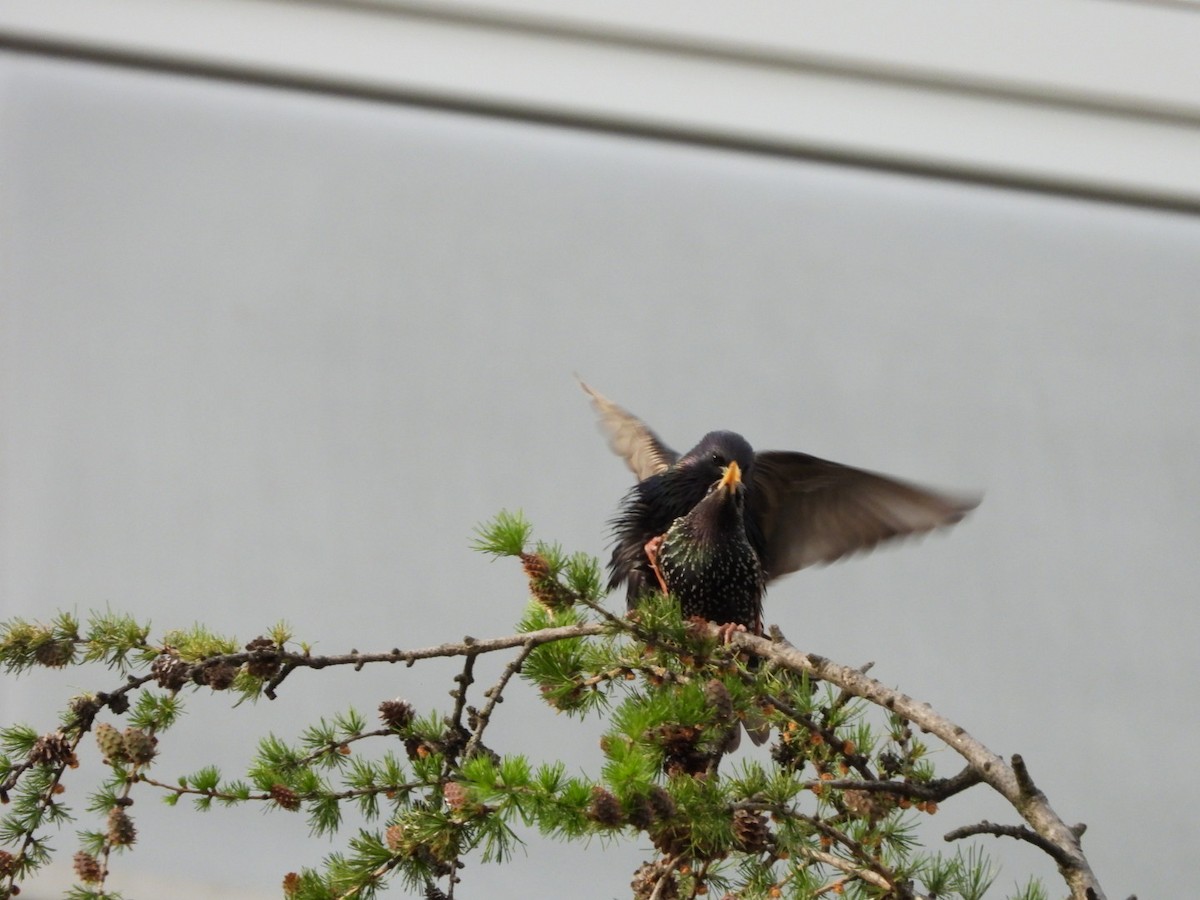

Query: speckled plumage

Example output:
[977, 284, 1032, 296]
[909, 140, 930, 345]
[658, 462, 766, 630]
[608, 429, 760, 606]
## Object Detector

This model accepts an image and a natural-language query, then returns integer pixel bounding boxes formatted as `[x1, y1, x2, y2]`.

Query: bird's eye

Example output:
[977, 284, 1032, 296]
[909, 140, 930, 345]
[711, 452, 724, 466]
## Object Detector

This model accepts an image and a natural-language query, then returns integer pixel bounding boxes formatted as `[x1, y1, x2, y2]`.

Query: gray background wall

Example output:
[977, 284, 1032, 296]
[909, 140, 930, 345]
[3, 47, 1198, 898]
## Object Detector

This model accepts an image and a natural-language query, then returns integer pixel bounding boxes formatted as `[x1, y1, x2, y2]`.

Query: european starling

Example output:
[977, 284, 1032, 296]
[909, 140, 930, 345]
[656, 459, 765, 631]
[582, 382, 979, 631]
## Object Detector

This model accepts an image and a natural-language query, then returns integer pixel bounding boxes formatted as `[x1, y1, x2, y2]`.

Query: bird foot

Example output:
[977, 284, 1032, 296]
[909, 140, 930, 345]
[715, 622, 747, 644]
[644, 535, 668, 594]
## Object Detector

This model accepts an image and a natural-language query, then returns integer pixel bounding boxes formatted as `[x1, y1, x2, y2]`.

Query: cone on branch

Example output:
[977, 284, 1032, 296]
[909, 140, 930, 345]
[95, 723, 128, 765]
[626, 793, 654, 830]
[270, 784, 301, 812]
[150, 652, 190, 691]
[67, 694, 102, 727]
[732, 808, 771, 853]
[586, 786, 624, 827]
[520, 552, 575, 611]
[199, 660, 238, 691]
[72, 852, 103, 884]
[106, 808, 137, 846]
[244, 636, 282, 679]
[652, 724, 709, 777]
[843, 789, 896, 824]
[28, 731, 74, 768]
[385, 824, 407, 853]
[122, 727, 157, 766]
[379, 698, 416, 731]
[650, 822, 690, 858]
[34, 637, 74, 668]
[632, 860, 679, 900]
[442, 781, 471, 813]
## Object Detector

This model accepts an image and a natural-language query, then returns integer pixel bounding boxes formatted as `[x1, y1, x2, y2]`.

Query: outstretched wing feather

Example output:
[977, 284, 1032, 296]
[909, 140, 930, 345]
[750, 451, 979, 581]
[580, 379, 678, 481]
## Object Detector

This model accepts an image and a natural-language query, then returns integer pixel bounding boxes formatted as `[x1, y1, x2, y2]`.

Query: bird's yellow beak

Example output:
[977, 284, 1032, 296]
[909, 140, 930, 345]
[720, 460, 742, 489]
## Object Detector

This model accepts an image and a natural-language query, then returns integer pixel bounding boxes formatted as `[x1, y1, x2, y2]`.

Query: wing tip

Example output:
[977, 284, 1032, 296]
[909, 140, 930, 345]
[577, 376, 616, 417]
[942, 490, 984, 522]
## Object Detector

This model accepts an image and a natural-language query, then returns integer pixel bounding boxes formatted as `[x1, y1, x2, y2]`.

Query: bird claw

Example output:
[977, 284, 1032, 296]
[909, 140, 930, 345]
[715, 622, 747, 644]
[644, 535, 669, 594]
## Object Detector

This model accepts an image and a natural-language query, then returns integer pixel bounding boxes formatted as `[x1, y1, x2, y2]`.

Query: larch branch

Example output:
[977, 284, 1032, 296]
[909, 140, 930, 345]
[730, 628, 1105, 900]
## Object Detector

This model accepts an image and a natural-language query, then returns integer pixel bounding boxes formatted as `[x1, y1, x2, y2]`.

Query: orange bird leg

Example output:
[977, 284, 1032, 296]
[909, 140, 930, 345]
[644, 535, 668, 594]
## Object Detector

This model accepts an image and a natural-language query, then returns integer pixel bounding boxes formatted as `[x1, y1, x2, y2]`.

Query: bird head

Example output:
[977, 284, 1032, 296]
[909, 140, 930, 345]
[677, 431, 755, 485]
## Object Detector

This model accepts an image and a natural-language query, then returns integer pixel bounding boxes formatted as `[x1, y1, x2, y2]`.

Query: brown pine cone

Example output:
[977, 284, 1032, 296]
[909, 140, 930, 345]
[34, 638, 74, 668]
[647, 785, 677, 822]
[106, 808, 137, 846]
[150, 652, 190, 691]
[245, 636, 282, 679]
[632, 860, 678, 900]
[269, 784, 301, 812]
[586, 786, 624, 827]
[200, 660, 238, 691]
[379, 698, 416, 730]
[72, 851, 103, 884]
[732, 808, 771, 853]
[29, 731, 74, 767]
[520, 552, 575, 611]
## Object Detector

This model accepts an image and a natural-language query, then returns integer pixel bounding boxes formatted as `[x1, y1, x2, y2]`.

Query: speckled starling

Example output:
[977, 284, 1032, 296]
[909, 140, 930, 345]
[657, 459, 765, 630]
[582, 382, 978, 631]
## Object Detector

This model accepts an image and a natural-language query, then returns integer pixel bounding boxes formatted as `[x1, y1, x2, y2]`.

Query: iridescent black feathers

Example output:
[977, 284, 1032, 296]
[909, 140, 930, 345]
[583, 381, 978, 631]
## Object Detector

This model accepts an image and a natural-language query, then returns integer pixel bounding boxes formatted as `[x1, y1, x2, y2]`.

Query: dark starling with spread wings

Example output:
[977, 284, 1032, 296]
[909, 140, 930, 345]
[582, 381, 979, 626]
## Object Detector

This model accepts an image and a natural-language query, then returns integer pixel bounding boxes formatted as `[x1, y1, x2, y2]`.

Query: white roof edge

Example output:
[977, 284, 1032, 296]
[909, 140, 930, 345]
[3, 0, 1200, 211]
[365, 0, 1200, 120]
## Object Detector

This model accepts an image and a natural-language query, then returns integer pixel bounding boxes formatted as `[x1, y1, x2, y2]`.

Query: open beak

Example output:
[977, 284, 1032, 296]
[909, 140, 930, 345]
[719, 460, 742, 490]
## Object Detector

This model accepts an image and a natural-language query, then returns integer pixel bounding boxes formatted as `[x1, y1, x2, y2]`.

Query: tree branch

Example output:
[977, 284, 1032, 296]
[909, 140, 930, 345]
[234, 623, 606, 700]
[791, 845, 904, 895]
[795, 765, 983, 802]
[730, 628, 1105, 900]
[1, 598, 1113, 900]
[944, 820, 1075, 869]
[463, 640, 536, 761]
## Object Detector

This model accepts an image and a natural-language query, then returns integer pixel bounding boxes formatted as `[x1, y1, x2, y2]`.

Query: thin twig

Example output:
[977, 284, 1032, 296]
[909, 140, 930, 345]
[333, 856, 402, 900]
[800, 813, 902, 887]
[444, 654, 477, 764]
[944, 820, 1075, 869]
[136, 773, 425, 805]
[296, 727, 393, 768]
[793, 766, 983, 802]
[136, 775, 270, 803]
[463, 640, 536, 760]
[791, 845, 894, 892]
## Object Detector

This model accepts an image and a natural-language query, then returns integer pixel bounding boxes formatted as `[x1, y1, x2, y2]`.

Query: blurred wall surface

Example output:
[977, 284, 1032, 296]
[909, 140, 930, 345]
[2, 16, 1198, 899]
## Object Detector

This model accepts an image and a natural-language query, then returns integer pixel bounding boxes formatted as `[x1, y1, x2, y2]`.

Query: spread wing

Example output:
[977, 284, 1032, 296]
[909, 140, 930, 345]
[579, 379, 678, 481]
[750, 451, 980, 581]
